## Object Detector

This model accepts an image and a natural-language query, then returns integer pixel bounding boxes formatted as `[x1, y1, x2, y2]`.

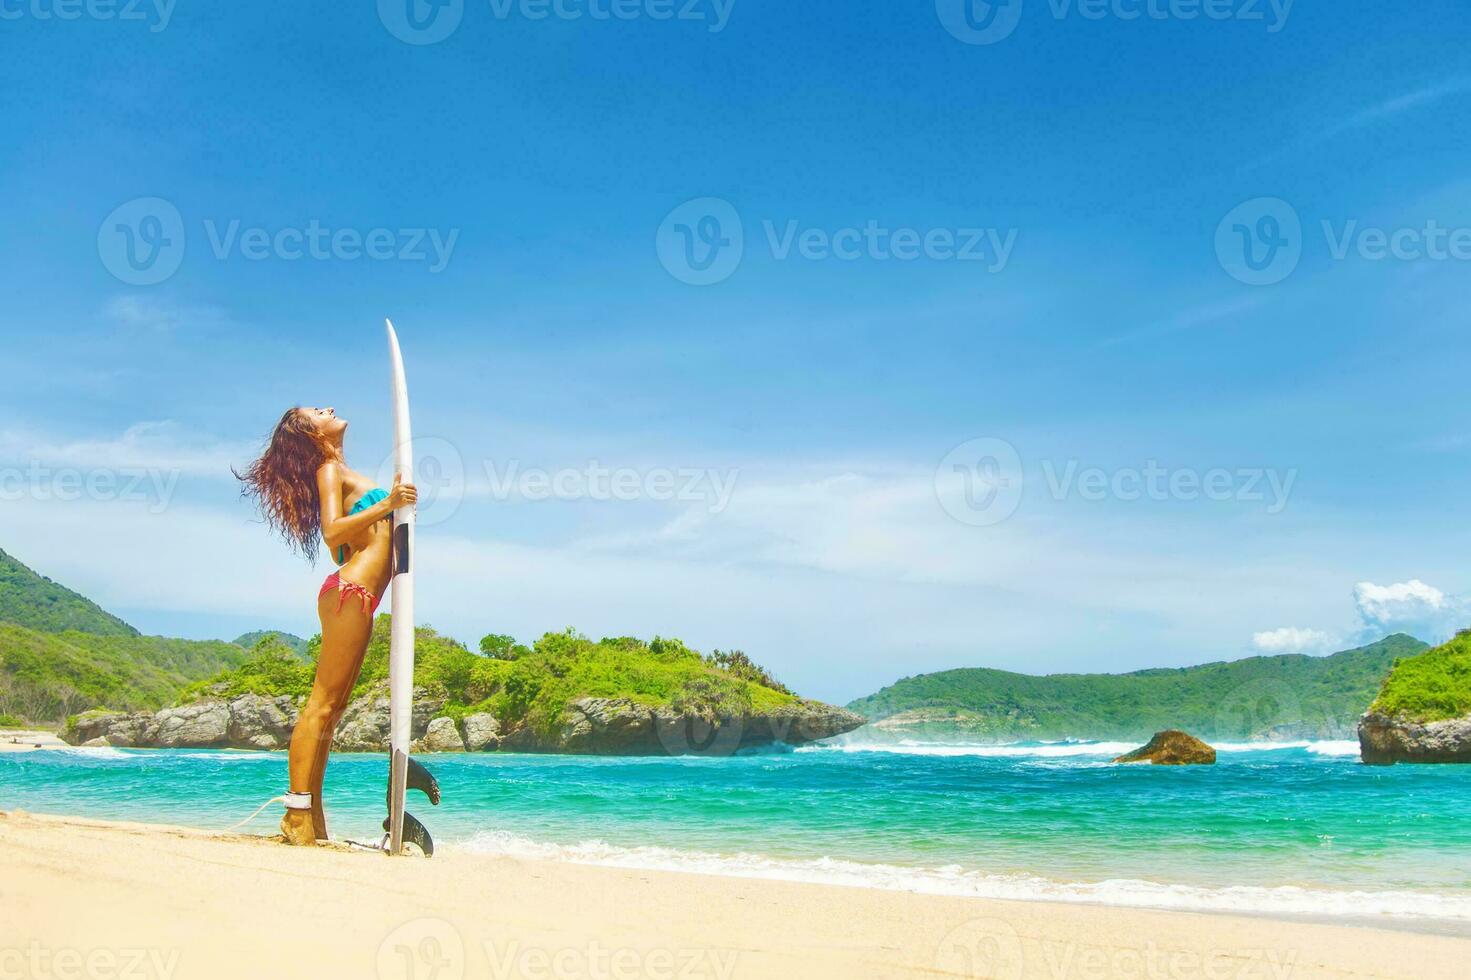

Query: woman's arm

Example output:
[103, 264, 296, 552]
[316, 465, 416, 554]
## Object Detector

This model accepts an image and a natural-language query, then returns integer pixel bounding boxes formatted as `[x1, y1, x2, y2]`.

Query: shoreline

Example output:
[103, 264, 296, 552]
[3, 811, 1469, 979]
[0, 728, 66, 753]
[8, 739, 1470, 932]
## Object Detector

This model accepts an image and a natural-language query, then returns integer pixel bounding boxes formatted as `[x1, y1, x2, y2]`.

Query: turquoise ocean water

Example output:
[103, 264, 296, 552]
[4, 739, 1469, 927]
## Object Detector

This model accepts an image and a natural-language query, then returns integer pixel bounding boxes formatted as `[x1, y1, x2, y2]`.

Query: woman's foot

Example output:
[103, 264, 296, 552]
[280, 808, 318, 846]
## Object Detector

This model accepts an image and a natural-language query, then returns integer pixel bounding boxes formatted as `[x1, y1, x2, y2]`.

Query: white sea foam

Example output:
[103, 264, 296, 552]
[186, 751, 277, 762]
[807, 739, 1363, 758]
[48, 746, 133, 760]
[451, 830, 1471, 922]
[802, 740, 1138, 758]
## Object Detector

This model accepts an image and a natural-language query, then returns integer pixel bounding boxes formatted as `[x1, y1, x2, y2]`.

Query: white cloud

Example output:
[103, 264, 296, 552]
[1354, 579, 1447, 624]
[1251, 627, 1332, 654]
[0, 421, 254, 479]
[1353, 579, 1468, 645]
[0, 426, 1421, 701]
[105, 295, 230, 333]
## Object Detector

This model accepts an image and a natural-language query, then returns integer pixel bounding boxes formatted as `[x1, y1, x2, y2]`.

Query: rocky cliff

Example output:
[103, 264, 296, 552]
[1356, 629, 1471, 764]
[1358, 711, 1471, 764]
[65, 688, 864, 756]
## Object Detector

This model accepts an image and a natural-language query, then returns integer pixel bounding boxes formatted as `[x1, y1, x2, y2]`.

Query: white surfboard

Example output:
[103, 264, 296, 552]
[384, 318, 438, 856]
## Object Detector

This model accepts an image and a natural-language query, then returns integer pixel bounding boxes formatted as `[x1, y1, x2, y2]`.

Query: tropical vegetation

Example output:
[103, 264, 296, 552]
[1369, 629, 1471, 722]
[188, 620, 799, 736]
[0, 546, 136, 636]
[846, 635, 1429, 741]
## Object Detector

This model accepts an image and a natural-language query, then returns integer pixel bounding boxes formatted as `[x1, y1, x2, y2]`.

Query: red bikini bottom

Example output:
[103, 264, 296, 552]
[319, 572, 381, 616]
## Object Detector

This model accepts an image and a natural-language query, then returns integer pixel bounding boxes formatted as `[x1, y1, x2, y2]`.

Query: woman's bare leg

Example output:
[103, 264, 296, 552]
[281, 591, 373, 845]
[308, 714, 337, 840]
[307, 643, 369, 840]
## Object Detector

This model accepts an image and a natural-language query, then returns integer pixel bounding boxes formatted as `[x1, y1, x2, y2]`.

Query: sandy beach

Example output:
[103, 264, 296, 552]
[0, 729, 67, 753]
[0, 810, 1465, 980]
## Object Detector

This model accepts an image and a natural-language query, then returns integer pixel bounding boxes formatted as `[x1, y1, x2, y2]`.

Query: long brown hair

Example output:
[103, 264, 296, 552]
[236, 407, 340, 562]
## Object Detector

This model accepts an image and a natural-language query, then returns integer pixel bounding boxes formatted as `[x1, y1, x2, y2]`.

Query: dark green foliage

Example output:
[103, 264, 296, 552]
[1371, 630, 1471, 722]
[846, 635, 1430, 741]
[0, 547, 137, 636]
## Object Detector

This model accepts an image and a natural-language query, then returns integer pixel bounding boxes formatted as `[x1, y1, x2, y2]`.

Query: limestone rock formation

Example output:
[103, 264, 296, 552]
[1113, 730, 1216, 765]
[1358, 711, 1471, 764]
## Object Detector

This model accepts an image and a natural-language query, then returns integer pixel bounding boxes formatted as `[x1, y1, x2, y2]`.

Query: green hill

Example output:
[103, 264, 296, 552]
[0, 548, 250, 723]
[0, 621, 251, 722]
[1369, 630, 1471, 723]
[190, 621, 798, 735]
[0, 547, 137, 636]
[232, 631, 309, 658]
[846, 634, 1428, 741]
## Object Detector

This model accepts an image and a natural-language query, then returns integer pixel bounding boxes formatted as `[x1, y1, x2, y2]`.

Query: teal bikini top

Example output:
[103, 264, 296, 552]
[336, 488, 389, 565]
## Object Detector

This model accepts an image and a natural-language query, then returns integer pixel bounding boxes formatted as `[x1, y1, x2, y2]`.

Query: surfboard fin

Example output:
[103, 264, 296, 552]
[382, 812, 434, 857]
[407, 756, 441, 805]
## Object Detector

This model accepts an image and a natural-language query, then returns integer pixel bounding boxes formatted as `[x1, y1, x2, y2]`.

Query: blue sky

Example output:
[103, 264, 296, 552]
[2, 1, 1470, 702]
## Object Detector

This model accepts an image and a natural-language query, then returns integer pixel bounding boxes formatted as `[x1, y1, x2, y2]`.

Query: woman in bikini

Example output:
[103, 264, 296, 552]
[236, 406, 417, 845]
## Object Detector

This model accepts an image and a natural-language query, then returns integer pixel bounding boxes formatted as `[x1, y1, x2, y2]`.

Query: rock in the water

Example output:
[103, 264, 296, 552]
[1114, 730, 1216, 765]
[461, 713, 501, 752]
[417, 717, 466, 753]
[1359, 710, 1471, 764]
[81, 736, 111, 747]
